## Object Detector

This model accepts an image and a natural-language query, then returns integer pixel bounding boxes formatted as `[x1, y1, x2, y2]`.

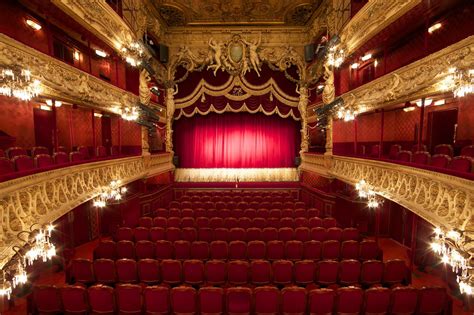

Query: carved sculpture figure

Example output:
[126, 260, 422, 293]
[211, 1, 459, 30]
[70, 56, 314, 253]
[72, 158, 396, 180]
[297, 86, 309, 154]
[322, 63, 335, 105]
[139, 68, 151, 105]
[165, 87, 178, 153]
[242, 34, 262, 76]
[207, 39, 224, 76]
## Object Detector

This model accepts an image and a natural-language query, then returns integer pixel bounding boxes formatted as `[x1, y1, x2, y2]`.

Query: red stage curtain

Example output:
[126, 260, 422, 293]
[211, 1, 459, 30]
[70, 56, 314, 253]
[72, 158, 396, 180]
[173, 113, 300, 168]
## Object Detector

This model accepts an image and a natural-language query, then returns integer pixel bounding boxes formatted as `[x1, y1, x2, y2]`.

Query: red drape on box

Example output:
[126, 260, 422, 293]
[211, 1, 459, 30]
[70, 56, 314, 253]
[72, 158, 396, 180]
[173, 112, 300, 168]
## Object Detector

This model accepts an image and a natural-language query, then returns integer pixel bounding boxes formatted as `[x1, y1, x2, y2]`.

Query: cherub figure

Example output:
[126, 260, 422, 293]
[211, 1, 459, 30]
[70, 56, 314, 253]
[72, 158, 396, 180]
[242, 34, 262, 76]
[207, 38, 224, 76]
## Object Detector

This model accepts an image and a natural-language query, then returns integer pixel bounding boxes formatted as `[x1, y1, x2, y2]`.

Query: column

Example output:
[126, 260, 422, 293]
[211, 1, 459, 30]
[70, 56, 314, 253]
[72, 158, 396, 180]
[165, 87, 176, 154]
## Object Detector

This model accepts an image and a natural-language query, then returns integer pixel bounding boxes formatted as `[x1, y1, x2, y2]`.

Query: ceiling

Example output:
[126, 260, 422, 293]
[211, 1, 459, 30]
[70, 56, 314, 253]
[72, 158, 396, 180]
[153, 0, 323, 27]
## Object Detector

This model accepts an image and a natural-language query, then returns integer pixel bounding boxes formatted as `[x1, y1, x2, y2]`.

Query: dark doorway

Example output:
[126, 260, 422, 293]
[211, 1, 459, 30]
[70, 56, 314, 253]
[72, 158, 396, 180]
[427, 108, 458, 151]
[101, 115, 112, 149]
[33, 108, 54, 150]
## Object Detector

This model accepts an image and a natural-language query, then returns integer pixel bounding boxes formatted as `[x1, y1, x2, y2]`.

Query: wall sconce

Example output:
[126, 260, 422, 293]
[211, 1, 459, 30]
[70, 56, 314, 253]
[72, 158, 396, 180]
[26, 19, 42, 31]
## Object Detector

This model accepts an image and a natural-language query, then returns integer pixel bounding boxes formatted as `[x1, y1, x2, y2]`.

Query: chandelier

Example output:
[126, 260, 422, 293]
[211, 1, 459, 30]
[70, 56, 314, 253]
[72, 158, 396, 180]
[327, 46, 345, 68]
[355, 179, 384, 209]
[0, 67, 41, 101]
[121, 106, 140, 121]
[336, 106, 356, 122]
[431, 228, 473, 295]
[0, 271, 12, 300]
[120, 41, 145, 67]
[21, 224, 56, 266]
[93, 180, 128, 208]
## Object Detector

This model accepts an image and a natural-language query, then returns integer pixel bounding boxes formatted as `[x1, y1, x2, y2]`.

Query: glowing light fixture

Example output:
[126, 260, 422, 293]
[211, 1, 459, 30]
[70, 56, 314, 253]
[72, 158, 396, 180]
[431, 227, 473, 295]
[428, 23, 442, 34]
[361, 53, 372, 61]
[95, 49, 108, 58]
[374, 59, 378, 67]
[94, 112, 103, 118]
[93, 180, 128, 208]
[0, 67, 41, 101]
[415, 98, 433, 107]
[355, 179, 384, 209]
[434, 99, 445, 106]
[39, 105, 51, 111]
[350, 63, 359, 69]
[74, 51, 80, 61]
[327, 47, 345, 68]
[26, 19, 42, 30]
[121, 106, 139, 121]
[403, 105, 416, 112]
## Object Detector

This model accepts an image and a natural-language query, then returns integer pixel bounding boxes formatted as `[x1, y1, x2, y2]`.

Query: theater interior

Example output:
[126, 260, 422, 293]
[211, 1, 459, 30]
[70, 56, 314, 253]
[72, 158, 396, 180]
[0, 0, 473, 314]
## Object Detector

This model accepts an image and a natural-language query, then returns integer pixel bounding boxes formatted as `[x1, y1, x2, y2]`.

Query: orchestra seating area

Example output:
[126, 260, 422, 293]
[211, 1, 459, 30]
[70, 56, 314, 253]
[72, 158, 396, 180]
[30, 190, 452, 314]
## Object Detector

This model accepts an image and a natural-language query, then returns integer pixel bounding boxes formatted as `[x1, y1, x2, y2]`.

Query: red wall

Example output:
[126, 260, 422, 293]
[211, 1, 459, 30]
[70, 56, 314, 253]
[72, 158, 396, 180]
[0, 96, 35, 149]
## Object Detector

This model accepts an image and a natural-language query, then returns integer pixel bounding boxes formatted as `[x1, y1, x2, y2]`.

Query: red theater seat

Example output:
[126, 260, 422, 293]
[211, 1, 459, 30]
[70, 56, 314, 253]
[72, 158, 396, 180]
[96, 145, 107, 157]
[383, 259, 409, 286]
[322, 217, 337, 228]
[0, 157, 14, 176]
[397, 150, 412, 162]
[434, 144, 453, 157]
[229, 240, 247, 260]
[144, 286, 169, 314]
[322, 240, 340, 260]
[273, 260, 293, 286]
[161, 259, 182, 285]
[282, 286, 307, 315]
[88, 285, 116, 315]
[251, 260, 272, 285]
[279, 227, 294, 242]
[461, 144, 474, 157]
[413, 151, 430, 165]
[53, 152, 69, 164]
[309, 217, 323, 228]
[183, 260, 205, 285]
[35, 154, 54, 168]
[227, 260, 249, 286]
[181, 216, 195, 228]
[115, 284, 142, 315]
[138, 216, 153, 228]
[174, 240, 191, 260]
[134, 227, 150, 241]
[117, 240, 135, 259]
[317, 260, 339, 287]
[307, 208, 320, 218]
[309, 288, 336, 315]
[6, 147, 27, 159]
[267, 240, 285, 261]
[359, 240, 381, 260]
[116, 259, 138, 283]
[60, 285, 88, 315]
[13, 155, 35, 171]
[155, 240, 173, 260]
[116, 227, 134, 241]
[182, 227, 197, 242]
[150, 227, 166, 242]
[210, 241, 228, 260]
[226, 287, 252, 315]
[341, 240, 359, 260]
[33, 285, 62, 314]
[254, 286, 280, 314]
[166, 227, 181, 242]
[364, 287, 391, 314]
[326, 227, 343, 241]
[199, 287, 225, 315]
[198, 227, 213, 242]
[390, 286, 418, 315]
[246, 227, 262, 241]
[247, 240, 266, 260]
[311, 227, 327, 242]
[171, 286, 197, 314]
[304, 240, 322, 260]
[70, 151, 84, 162]
[430, 154, 451, 168]
[137, 259, 160, 285]
[93, 259, 116, 285]
[71, 259, 94, 285]
[417, 287, 449, 315]
[191, 241, 209, 260]
[339, 259, 361, 286]
[94, 241, 117, 260]
[361, 260, 384, 286]
[294, 260, 316, 287]
[342, 228, 359, 241]
[286, 240, 304, 261]
[229, 227, 246, 242]
[336, 287, 363, 315]
[449, 156, 472, 172]
[77, 146, 90, 159]
[136, 240, 155, 259]
[262, 228, 278, 242]
[205, 260, 227, 286]
[389, 144, 402, 159]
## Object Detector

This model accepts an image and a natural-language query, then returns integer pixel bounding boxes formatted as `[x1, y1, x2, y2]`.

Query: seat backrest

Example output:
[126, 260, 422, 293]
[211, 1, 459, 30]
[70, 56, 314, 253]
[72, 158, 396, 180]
[317, 260, 339, 285]
[32, 146, 49, 157]
[71, 259, 94, 284]
[88, 285, 115, 314]
[397, 150, 412, 162]
[250, 260, 272, 285]
[70, 151, 84, 162]
[60, 285, 88, 314]
[322, 240, 340, 260]
[77, 146, 90, 159]
[389, 144, 402, 159]
[53, 152, 69, 164]
[171, 286, 197, 314]
[449, 156, 472, 172]
[336, 287, 363, 314]
[430, 154, 451, 168]
[136, 240, 155, 259]
[434, 144, 453, 157]
[417, 287, 448, 314]
[341, 240, 359, 260]
[254, 286, 280, 314]
[6, 147, 27, 159]
[199, 287, 225, 314]
[117, 240, 135, 259]
[272, 260, 293, 285]
[226, 287, 252, 314]
[115, 284, 142, 313]
[183, 259, 205, 285]
[96, 145, 107, 157]
[413, 151, 430, 165]
[227, 260, 249, 285]
[309, 288, 336, 315]
[461, 145, 474, 157]
[304, 240, 322, 260]
[160, 259, 182, 285]
[33, 285, 62, 313]
[339, 259, 361, 285]
[13, 155, 35, 171]
[35, 154, 54, 168]
[281, 286, 307, 315]
[0, 157, 14, 175]
[137, 258, 160, 284]
[383, 259, 408, 285]
[364, 287, 391, 314]
[205, 260, 227, 285]
[359, 240, 380, 260]
[390, 287, 418, 314]
[361, 260, 384, 285]
[144, 286, 169, 314]
[294, 260, 316, 285]
[93, 259, 116, 284]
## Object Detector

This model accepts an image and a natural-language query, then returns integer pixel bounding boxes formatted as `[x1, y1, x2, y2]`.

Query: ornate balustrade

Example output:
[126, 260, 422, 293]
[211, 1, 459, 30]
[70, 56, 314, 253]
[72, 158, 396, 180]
[300, 153, 474, 241]
[0, 153, 173, 268]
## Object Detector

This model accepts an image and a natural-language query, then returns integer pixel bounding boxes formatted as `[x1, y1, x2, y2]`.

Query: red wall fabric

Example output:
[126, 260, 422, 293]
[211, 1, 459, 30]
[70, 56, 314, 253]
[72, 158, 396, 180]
[0, 96, 35, 148]
[173, 113, 300, 168]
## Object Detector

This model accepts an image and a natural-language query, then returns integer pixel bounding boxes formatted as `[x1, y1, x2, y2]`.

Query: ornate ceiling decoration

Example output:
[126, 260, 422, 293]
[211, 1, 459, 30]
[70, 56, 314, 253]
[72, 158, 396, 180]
[153, 0, 323, 27]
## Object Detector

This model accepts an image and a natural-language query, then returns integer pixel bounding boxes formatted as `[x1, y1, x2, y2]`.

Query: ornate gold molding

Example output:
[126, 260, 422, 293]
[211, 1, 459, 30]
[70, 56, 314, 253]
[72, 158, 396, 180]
[342, 36, 474, 113]
[0, 34, 165, 115]
[0, 154, 173, 268]
[300, 154, 474, 240]
[174, 168, 299, 182]
[339, 0, 421, 55]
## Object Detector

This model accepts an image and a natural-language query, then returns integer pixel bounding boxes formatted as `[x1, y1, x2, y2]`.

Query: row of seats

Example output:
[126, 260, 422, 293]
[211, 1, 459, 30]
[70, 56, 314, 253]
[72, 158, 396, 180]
[396, 151, 472, 172]
[150, 207, 322, 219]
[94, 240, 381, 261]
[386, 143, 474, 158]
[31, 284, 451, 315]
[0, 145, 117, 159]
[116, 226, 357, 243]
[134, 216, 338, 230]
[69, 258, 408, 288]
[175, 194, 296, 203]
[168, 200, 307, 210]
